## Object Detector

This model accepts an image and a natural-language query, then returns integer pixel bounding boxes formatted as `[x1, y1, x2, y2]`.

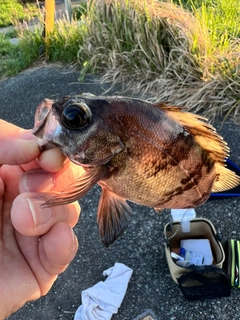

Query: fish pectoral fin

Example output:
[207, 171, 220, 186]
[42, 166, 107, 207]
[97, 189, 132, 247]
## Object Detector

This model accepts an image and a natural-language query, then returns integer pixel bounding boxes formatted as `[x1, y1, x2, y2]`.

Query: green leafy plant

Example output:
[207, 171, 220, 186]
[46, 18, 87, 63]
[0, 0, 39, 27]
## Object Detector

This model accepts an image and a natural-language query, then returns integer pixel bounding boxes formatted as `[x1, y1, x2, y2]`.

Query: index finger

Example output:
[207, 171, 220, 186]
[0, 120, 40, 165]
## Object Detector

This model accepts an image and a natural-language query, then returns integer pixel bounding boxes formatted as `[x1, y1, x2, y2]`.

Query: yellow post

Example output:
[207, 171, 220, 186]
[45, 0, 55, 38]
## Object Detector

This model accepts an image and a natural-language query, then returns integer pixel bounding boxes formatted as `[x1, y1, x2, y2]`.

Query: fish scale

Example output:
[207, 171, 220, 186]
[32, 94, 240, 246]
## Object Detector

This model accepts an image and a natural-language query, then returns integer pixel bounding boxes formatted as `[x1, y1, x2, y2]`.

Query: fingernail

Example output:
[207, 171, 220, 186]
[26, 197, 52, 227]
[23, 170, 55, 192]
[69, 228, 77, 252]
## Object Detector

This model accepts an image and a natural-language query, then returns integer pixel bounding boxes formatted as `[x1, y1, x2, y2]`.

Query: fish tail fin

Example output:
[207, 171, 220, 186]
[212, 163, 240, 192]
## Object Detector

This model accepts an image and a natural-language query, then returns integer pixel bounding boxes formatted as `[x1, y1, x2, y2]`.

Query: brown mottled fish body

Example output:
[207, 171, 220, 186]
[33, 94, 240, 246]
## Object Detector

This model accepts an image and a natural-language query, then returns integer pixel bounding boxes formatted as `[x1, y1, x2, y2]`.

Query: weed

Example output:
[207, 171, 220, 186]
[0, 4, 87, 79]
[76, 0, 240, 122]
[78, 0, 203, 85]
[0, 0, 239, 122]
[0, 0, 39, 27]
[47, 18, 87, 64]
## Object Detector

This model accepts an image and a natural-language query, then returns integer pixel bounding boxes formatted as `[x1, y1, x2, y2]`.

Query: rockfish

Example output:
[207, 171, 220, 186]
[32, 94, 240, 246]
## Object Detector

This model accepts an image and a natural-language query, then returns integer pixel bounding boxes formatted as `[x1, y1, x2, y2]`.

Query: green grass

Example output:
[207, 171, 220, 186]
[0, 1, 87, 78]
[0, 0, 239, 122]
[0, 0, 42, 78]
[0, 0, 39, 27]
[0, 30, 42, 78]
[46, 18, 87, 63]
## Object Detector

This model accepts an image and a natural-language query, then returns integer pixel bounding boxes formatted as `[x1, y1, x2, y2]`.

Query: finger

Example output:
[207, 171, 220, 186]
[0, 120, 66, 172]
[0, 120, 40, 165]
[21, 147, 67, 173]
[36, 148, 66, 173]
[0, 164, 25, 205]
[19, 161, 85, 193]
[39, 222, 78, 276]
[0, 177, 4, 199]
[11, 193, 81, 236]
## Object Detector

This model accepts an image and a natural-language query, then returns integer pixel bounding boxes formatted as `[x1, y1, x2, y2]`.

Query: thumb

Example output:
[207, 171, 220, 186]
[0, 120, 40, 165]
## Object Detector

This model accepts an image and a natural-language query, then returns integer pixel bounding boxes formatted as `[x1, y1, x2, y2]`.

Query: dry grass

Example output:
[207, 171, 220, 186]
[77, 0, 240, 123]
[79, 0, 204, 81]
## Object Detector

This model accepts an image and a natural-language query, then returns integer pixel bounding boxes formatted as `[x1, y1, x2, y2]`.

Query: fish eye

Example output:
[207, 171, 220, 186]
[61, 102, 93, 129]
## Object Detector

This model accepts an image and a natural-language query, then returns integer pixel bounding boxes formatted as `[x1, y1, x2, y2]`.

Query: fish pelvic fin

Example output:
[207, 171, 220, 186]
[212, 163, 240, 192]
[42, 166, 107, 207]
[97, 188, 132, 247]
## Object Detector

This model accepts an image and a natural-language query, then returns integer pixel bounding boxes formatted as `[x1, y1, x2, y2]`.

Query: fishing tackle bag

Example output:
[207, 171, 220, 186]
[164, 218, 231, 300]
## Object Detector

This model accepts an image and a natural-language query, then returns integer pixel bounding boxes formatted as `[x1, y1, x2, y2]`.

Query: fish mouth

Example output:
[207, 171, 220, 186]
[33, 99, 54, 125]
[32, 98, 62, 151]
[32, 98, 55, 139]
[37, 138, 56, 151]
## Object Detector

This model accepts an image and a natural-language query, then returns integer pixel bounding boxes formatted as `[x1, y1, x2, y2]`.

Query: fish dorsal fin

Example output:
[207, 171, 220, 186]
[155, 103, 240, 191]
[153, 102, 186, 112]
[97, 188, 132, 247]
[156, 102, 230, 163]
[42, 166, 107, 207]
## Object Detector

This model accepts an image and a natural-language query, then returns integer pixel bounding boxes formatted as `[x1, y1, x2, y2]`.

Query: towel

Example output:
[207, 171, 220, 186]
[74, 262, 133, 320]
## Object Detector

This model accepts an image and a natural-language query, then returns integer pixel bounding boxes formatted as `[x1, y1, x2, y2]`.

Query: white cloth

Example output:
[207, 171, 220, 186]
[74, 262, 133, 320]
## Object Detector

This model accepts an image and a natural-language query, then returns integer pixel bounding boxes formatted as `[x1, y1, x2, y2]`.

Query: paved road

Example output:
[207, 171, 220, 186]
[1, 66, 240, 320]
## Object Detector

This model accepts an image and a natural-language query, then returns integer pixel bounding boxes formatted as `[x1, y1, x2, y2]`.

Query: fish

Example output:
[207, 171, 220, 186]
[32, 94, 240, 247]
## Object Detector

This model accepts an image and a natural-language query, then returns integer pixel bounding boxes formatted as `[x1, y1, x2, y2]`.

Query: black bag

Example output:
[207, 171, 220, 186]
[164, 218, 231, 300]
[177, 265, 231, 300]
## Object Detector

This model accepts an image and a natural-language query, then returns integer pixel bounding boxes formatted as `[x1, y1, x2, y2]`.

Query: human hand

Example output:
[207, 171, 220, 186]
[0, 120, 84, 319]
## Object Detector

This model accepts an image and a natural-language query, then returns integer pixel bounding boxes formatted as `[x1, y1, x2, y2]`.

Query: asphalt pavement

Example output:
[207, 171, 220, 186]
[1, 65, 240, 320]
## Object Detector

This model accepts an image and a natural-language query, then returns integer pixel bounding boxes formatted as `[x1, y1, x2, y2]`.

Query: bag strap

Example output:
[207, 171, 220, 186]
[183, 264, 228, 276]
[177, 265, 231, 300]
